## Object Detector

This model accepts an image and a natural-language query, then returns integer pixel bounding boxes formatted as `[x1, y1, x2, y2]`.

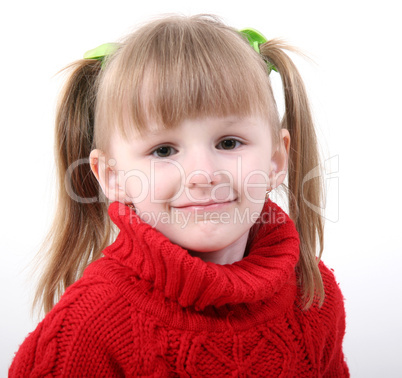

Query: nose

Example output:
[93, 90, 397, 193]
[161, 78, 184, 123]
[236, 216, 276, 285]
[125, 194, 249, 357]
[186, 170, 215, 187]
[183, 151, 223, 188]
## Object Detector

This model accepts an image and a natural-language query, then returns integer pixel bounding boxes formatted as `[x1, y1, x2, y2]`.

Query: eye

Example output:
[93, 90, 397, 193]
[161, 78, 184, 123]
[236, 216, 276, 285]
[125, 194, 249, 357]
[152, 145, 177, 158]
[217, 138, 242, 150]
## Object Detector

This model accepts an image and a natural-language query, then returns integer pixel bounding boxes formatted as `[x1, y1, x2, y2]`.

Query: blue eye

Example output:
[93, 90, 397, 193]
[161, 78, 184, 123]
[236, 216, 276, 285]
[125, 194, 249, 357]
[152, 146, 176, 157]
[217, 139, 242, 150]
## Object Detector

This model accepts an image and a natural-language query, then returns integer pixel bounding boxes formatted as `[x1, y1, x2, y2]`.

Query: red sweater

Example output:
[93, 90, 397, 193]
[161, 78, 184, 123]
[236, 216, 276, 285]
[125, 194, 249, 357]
[10, 201, 349, 377]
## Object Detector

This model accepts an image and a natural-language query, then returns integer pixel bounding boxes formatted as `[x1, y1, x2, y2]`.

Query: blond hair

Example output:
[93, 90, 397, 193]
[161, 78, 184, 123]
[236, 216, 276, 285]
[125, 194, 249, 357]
[35, 15, 324, 314]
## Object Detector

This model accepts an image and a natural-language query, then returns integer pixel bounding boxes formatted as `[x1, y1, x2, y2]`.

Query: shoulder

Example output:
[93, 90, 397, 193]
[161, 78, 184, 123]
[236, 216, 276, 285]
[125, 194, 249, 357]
[297, 261, 347, 335]
[53, 257, 133, 327]
[314, 262, 349, 375]
[318, 260, 346, 312]
[305, 260, 347, 335]
[9, 258, 134, 376]
[47, 256, 137, 339]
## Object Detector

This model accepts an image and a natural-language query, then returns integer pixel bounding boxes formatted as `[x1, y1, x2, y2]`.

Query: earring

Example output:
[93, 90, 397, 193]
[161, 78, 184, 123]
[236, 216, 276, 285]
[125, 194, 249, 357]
[127, 203, 135, 211]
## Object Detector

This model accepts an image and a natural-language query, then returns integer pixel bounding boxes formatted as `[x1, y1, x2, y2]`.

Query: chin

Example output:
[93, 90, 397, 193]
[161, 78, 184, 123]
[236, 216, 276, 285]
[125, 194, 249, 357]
[158, 221, 252, 255]
[178, 240, 226, 253]
[174, 231, 244, 253]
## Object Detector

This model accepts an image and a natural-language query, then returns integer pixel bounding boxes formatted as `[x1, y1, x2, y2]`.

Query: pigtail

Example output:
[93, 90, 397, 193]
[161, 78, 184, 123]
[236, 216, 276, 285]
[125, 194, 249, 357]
[34, 59, 113, 314]
[260, 41, 325, 309]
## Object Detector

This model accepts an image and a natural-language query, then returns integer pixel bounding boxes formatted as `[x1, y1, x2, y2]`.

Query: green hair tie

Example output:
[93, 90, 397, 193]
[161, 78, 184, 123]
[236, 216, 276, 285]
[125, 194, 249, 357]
[240, 28, 278, 73]
[83, 30, 277, 73]
[83, 43, 119, 66]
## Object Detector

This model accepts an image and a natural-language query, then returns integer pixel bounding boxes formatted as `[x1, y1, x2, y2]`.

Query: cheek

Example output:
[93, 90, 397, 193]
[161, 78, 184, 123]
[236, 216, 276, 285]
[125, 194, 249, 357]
[123, 172, 149, 202]
[240, 160, 271, 203]
[210, 182, 235, 202]
[149, 161, 184, 201]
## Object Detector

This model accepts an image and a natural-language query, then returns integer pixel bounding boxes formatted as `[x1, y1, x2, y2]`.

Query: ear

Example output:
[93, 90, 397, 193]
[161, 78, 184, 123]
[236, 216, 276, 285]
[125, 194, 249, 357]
[270, 129, 291, 189]
[89, 149, 127, 203]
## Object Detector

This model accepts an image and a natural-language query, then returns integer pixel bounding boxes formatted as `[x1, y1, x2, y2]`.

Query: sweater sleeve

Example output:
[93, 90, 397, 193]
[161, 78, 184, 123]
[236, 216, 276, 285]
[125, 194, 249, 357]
[318, 261, 349, 377]
[9, 280, 131, 377]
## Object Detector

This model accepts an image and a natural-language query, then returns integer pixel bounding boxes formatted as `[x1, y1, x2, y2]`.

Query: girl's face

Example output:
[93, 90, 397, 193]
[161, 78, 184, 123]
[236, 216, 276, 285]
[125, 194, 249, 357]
[93, 116, 288, 261]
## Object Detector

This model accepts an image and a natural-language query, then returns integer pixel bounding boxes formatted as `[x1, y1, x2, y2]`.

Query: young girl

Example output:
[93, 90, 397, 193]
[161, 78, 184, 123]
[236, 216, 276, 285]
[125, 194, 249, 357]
[10, 15, 348, 376]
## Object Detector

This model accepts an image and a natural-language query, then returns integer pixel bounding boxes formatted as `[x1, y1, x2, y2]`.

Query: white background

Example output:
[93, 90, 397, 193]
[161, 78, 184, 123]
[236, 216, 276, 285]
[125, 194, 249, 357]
[1, 0, 401, 376]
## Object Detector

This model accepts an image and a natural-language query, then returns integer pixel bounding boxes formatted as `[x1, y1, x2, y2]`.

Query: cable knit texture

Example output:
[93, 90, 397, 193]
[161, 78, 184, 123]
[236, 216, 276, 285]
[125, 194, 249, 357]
[10, 200, 349, 377]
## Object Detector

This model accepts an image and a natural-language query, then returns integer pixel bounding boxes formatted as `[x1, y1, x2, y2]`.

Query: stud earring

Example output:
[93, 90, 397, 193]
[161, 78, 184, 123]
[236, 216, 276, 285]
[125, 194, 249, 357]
[127, 203, 135, 211]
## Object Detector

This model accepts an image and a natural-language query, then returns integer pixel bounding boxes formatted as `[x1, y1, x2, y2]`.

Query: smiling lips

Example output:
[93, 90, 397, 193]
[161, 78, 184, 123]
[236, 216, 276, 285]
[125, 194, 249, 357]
[173, 199, 236, 211]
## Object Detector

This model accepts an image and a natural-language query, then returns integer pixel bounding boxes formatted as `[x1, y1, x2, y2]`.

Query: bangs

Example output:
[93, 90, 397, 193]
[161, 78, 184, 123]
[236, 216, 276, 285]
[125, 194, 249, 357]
[94, 15, 279, 148]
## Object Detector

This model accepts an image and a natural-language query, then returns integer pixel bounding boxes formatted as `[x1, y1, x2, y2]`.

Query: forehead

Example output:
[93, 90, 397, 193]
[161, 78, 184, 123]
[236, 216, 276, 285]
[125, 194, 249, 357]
[94, 16, 279, 150]
[144, 116, 264, 133]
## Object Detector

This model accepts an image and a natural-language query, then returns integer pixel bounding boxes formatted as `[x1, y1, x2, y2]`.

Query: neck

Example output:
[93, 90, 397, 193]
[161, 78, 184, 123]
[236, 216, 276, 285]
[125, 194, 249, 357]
[188, 230, 249, 265]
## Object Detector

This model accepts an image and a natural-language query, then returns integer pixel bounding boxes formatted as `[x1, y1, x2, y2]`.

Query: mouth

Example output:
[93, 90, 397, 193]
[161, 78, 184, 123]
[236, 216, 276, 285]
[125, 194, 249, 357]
[172, 199, 237, 211]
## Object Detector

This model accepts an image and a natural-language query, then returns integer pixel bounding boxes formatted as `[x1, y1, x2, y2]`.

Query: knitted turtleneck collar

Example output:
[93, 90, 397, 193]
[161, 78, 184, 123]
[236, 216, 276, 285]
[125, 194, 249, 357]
[103, 200, 300, 312]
